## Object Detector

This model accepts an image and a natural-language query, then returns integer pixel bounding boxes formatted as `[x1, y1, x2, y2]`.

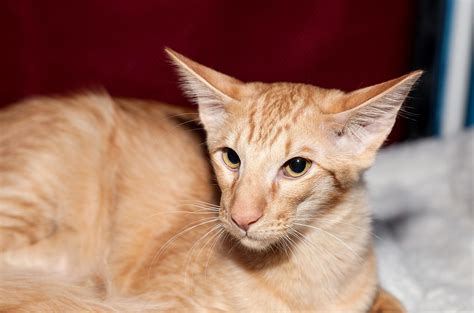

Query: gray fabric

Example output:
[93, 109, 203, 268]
[367, 129, 474, 312]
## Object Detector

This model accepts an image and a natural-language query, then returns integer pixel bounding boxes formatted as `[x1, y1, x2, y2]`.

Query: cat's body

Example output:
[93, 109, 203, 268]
[0, 49, 416, 312]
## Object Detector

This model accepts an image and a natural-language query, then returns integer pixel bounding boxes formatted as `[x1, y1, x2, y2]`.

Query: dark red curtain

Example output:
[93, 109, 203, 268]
[0, 0, 415, 140]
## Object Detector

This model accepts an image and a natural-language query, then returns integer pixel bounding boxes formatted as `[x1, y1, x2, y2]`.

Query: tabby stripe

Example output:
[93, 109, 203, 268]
[0, 226, 37, 244]
[0, 211, 35, 227]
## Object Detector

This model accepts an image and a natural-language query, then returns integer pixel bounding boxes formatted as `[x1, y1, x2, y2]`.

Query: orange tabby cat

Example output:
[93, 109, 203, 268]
[0, 49, 420, 312]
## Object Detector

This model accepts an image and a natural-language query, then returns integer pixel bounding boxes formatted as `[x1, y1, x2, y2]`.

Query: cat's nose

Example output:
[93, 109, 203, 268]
[231, 211, 263, 231]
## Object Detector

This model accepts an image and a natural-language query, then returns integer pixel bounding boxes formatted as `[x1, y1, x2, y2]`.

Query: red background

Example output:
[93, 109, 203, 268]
[0, 0, 415, 139]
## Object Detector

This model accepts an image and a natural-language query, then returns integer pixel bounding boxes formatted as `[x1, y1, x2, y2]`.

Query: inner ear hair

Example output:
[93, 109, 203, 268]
[334, 71, 423, 142]
[164, 48, 245, 132]
[164, 48, 242, 105]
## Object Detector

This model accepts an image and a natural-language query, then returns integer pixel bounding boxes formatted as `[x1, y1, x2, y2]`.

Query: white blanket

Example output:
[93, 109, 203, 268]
[367, 129, 474, 312]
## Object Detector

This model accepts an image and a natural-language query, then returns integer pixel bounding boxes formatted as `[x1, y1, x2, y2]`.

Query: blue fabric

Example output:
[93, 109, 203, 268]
[466, 55, 474, 127]
[434, 0, 454, 135]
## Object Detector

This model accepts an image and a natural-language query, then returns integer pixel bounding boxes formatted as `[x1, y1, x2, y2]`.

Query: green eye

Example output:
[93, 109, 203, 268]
[283, 157, 311, 178]
[222, 148, 241, 170]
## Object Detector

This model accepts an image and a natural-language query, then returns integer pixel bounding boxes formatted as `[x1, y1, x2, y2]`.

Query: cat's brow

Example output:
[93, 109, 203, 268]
[286, 146, 315, 158]
[300, 146, 314, 154]
[233, 130, 242, 147]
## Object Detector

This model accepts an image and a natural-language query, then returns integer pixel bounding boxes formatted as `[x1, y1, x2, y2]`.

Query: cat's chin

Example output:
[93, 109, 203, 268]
[237, 234, 283, 251]
[239, 236, 269, 251]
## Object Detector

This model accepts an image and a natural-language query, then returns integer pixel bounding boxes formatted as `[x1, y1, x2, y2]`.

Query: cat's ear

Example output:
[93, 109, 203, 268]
[165, 48, 243, 132]
[327, 71, 422, 156]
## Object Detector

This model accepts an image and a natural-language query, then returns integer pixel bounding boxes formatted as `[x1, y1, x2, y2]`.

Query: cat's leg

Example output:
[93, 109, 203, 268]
[369, 288, 406, 313]
[0, 94, 117, 272]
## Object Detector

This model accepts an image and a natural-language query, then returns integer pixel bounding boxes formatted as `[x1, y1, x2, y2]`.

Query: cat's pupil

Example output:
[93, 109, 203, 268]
[226, 148, 240, 164]
[288, 158, 306, 173]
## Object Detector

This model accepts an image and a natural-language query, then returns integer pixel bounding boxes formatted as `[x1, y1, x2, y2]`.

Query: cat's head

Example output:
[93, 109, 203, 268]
[166, 48, 421, 251]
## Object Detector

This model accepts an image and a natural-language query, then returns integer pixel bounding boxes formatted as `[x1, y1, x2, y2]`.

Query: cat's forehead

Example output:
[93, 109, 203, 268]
[249, 82, 316, 105]
[241, 82, 345, 115]
[226, 83, 339, 148]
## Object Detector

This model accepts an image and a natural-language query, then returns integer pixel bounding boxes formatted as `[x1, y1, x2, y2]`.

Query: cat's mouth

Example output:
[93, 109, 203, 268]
[219, 210, 285, 250]
[225, 226, 283, 251]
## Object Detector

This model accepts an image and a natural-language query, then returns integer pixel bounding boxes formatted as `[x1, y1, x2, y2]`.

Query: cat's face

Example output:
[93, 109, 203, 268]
[208, 84, 346, 250]
[166, 48, 421, 251]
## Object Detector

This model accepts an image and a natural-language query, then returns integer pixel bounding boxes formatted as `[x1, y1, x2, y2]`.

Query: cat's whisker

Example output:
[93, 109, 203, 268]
[180, 201, 208, 207]
[293, 216, 383, 241]
[183, 224, 222, 285]
[146, 217, 219, 281]
[178, 201, 220, 211]
[268, 241, 276, 255]
[288, 228, 333, 287]
[204, 228, 226, 278]
[185, 126, 206, 132]
[174, 118, 202, 128]
[301, 232, 341, 268]
[146, 210, 217, 219]
[188, 226, 225, 283]
[285, 232, 318, 281]
[182, 207, 219, 215]
[285, 231, 308, 282]
[295, 213, 357, 225]
[192, 207, 220, 213]
[155, 114, 200, 133]
[118, 208, 217, 227]
[226, 236, 241, 256]
[293, 222, 362, 261]
[293, 216, 365, 230]
[182, 199, 220, 208]
[177, 204, 219, 211]
[289, 228, 332, 260]
[286, 229, 306, 254]
[165, 112, 200, 119]
[278, 234, 292, 259]
[283, 234, 295, 256]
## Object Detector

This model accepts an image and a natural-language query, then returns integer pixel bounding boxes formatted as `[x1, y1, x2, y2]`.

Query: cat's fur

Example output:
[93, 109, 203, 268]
[0, 49, 420, 312]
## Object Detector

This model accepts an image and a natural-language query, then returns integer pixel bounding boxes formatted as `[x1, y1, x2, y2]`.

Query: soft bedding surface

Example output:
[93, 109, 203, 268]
[368, 129, 473, 312]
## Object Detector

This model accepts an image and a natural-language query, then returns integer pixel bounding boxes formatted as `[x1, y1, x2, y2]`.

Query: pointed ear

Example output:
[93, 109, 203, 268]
[328, 70, 422, 156]
[165, 48, 243, 132]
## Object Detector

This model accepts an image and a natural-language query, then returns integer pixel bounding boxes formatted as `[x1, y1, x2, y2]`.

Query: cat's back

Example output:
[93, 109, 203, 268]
[0, 91, 213, 214]
[0, 92, 207, 176]
[0, 92, 197, 140]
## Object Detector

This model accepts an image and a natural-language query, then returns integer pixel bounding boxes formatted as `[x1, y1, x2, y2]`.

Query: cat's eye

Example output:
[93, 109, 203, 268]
[222, 148, 241, 170]
[282, 157, 311, 178]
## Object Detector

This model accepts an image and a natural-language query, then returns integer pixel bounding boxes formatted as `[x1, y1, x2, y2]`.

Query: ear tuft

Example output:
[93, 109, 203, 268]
[165, 48, 237, 104]
[330, 71, 422, 152]
[165, 48, 243, 132]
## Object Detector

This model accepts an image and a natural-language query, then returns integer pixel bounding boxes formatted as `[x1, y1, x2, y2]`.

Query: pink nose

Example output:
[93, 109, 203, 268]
[231, 211, 263, 231]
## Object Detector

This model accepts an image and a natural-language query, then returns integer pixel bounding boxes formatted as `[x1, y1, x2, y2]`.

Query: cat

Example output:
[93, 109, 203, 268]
[0, 48, 420, 312]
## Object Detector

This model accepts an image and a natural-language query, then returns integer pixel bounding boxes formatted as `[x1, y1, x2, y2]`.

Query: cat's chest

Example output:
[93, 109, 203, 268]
[221, 262, 323, 311]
